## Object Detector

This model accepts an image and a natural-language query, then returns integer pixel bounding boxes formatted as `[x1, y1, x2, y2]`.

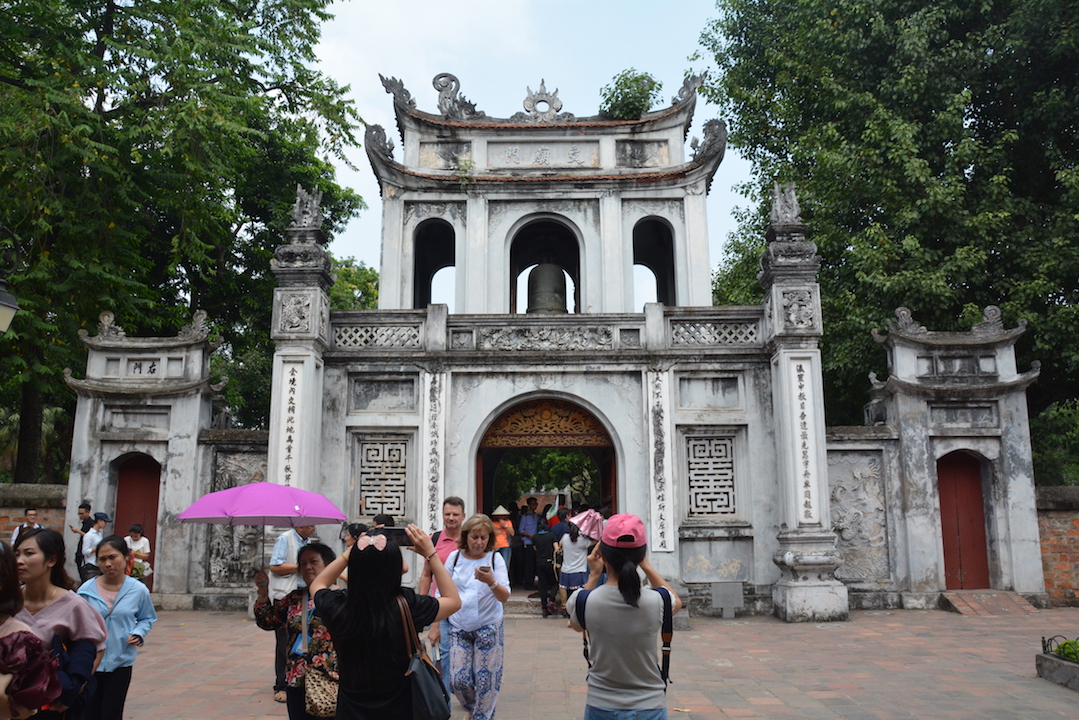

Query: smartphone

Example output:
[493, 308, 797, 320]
[478, 565, 491, 573]
[379, 527, 413, 547]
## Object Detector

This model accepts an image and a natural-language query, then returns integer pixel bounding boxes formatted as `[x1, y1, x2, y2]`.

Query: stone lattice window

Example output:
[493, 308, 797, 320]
[357, 436, 409, 517]
[686, 436, 736, 516]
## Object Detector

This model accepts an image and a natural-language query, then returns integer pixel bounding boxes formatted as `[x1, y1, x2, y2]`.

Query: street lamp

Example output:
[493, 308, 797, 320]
[0, 273, 17, 333]
[0, 228, 19, 333]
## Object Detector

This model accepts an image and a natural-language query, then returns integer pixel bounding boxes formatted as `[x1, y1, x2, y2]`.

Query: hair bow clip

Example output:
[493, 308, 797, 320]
[356, 534, 388, 551]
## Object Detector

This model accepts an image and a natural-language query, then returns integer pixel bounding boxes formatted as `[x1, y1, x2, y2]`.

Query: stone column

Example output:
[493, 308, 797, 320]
[268, 187, 333, 491]
[759, 184, 848, 622]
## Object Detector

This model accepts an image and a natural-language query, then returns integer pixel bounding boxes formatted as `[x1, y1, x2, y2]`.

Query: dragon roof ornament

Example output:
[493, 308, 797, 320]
[380, 74, 415, 108]
[433, 73, 486, 121]
[673, 73, 707, 105]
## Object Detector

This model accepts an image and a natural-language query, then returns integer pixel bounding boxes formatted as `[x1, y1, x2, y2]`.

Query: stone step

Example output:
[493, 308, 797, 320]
[941, 590, 1039, 616]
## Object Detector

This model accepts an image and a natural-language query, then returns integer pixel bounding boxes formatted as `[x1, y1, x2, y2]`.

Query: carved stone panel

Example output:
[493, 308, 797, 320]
[350, 377, 418, 413]
[616, 140, 670, 168]
[206, 451, 268, 586]
[780, 289, 816, 330]
[418, 142, 472, 170]
[686, 436, 736, 517]
[678, 377, 740, 410]
[356, 435, 409, 518]
[279, 292, 312, 334]
[828, 451, 890, 582]
[929, 403, 999, 429]
[476, 325, 613, 352]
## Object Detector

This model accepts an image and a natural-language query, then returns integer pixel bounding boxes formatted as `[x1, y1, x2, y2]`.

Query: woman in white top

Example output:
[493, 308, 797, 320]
[125, 525, 152, 583]
[558, 520, 592, 599]
[444, 514, 510, 720]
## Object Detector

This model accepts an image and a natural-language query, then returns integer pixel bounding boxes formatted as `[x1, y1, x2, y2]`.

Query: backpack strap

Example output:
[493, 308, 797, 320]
[655, 587, 673, 687]
[574, 588, 594, 668]
[431, 530, 441, 545]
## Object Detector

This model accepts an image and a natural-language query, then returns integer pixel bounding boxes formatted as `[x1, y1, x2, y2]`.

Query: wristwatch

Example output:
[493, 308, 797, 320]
[488, 581, 498, 589]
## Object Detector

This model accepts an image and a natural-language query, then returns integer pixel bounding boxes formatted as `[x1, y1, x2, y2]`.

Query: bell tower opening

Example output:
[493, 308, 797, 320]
[509, 220, 580, 314]
[633, 217, 676, 306]
[413, 218, 455, 308]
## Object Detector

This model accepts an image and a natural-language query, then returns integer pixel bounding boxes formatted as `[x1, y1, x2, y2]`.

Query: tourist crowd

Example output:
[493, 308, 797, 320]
[253, 497, 681, 720]
[0, 516, 157, 720]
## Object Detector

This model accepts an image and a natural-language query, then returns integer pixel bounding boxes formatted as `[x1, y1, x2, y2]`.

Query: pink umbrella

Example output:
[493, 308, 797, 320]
[568, 509, 604, 540]
[177, 482, 347, 527]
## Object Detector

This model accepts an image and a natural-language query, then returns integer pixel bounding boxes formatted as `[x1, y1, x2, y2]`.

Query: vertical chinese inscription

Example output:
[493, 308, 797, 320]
[282, 362, 302, 486]
[687, 437, 736, 516]
[794, 362, 818, 523]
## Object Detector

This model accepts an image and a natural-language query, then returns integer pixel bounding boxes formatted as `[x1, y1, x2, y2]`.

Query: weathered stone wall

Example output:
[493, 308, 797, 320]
[0, 483, 69, 542]
[1036, 486, 1079, 607]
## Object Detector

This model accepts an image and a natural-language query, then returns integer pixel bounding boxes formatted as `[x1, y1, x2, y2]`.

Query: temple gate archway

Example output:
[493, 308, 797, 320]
[476, 398, 615, 515]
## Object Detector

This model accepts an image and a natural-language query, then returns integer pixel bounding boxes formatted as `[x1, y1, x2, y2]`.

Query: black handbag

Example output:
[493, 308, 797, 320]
[396, 596, 451, 720]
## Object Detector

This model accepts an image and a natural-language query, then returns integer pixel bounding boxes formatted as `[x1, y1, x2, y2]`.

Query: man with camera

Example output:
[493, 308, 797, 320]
[418, 496, 466, 693]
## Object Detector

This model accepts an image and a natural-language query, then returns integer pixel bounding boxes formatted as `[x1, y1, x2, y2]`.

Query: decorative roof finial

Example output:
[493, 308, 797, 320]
[770, 182, 802, 225]
[291, 185, 324, 230]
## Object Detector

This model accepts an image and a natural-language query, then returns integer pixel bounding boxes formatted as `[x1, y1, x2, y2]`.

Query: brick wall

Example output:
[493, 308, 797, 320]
[1037, 487, 1079, 607]
[0, 507, 69, 542]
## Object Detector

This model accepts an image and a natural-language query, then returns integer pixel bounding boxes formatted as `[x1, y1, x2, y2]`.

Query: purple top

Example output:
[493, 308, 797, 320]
[15, 590, 108, 651]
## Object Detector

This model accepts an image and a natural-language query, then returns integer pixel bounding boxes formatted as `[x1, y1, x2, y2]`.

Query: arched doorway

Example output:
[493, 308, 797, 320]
[937, 451, 991, 589]
[476, 398, 615, 516]
[114, 453, 161, 591]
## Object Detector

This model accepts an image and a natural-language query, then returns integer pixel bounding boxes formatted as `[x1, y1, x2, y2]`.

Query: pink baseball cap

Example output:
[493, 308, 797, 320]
[601, 513, 646, 548]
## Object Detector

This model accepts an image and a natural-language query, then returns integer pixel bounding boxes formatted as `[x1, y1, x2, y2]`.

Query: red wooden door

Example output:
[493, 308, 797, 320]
[114, 454, 161, 591]
[937, 452, 991, 589]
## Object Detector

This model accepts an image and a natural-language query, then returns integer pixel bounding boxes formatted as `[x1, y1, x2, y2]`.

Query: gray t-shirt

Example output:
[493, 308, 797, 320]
[568, 584, 666, 710]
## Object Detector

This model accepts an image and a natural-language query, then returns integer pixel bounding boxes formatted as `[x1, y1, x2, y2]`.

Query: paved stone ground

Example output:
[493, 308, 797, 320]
[125, 606, 1079, 719]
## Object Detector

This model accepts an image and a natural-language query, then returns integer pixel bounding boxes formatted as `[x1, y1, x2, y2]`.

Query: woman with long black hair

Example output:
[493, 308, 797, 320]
[14, 528, 106, 720]
[568, 514, 682, 720]
[310, 525, 460, 720]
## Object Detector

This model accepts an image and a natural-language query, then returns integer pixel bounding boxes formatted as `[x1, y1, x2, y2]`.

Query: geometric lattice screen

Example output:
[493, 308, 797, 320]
[357, 436, 409, 517]
[686, 436, 736, 516]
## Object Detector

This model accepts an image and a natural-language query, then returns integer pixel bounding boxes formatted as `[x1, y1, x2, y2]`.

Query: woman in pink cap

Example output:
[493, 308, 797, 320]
[568, 513, 682, 720]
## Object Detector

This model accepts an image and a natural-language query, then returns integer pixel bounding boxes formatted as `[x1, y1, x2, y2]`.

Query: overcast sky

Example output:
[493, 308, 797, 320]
[315, 0, 753, 303]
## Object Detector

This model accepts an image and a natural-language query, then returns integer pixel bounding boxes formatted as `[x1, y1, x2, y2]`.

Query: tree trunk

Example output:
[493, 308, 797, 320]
[13, 379, 42, 484]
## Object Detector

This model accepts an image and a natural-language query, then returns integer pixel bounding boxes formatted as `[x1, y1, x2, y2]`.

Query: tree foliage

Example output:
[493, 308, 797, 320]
[701, 0, 1079, 466]
[328, 256, 379, 311]
[599, 69, 662, 120]
[492, 449, 599, 511]
[0, 0, 363, 476]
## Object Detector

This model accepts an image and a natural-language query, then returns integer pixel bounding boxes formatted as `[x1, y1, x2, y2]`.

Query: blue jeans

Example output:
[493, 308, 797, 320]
[438, 618, 452, 695]
[583, 707, 668, 720]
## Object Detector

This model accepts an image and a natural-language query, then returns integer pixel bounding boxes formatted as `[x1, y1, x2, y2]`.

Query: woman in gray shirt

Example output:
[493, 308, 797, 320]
[568, 514, 683, 720]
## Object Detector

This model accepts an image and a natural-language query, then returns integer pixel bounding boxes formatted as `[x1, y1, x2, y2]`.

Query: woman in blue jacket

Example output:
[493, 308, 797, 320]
[77, 535, 157, 720]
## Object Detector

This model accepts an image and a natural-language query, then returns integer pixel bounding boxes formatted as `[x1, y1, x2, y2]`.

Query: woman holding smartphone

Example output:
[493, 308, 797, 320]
[444, 514, 509, 720]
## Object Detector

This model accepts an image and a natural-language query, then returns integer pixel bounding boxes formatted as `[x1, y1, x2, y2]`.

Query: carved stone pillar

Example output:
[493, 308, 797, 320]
[268, 187, 333, 491]
[759, 184, 848, 622]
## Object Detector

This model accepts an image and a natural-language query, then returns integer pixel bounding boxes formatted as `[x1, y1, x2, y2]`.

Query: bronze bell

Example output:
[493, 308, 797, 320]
[526, 263, 568, 314]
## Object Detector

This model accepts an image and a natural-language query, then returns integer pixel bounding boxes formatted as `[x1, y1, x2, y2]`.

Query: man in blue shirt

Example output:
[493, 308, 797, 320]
[267, 525, 314, 703]
[519, 497, 539, 590]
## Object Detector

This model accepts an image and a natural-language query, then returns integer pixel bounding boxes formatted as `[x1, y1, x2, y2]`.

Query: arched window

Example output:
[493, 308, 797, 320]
[508, 219, 580, 314]
[413, 219, 455, 309]
[633, 217, 676, 306]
